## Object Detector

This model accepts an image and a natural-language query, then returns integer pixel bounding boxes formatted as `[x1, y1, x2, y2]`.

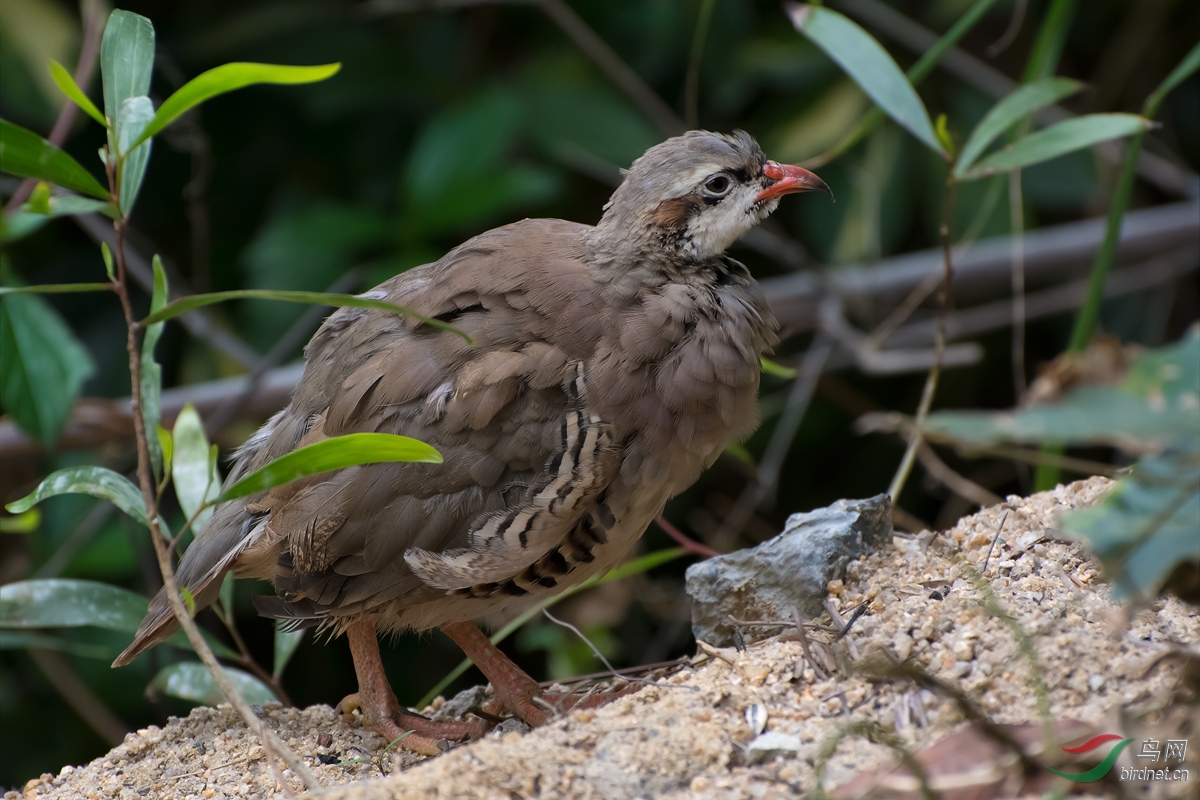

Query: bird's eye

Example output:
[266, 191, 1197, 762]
[702, 174, 733, 197]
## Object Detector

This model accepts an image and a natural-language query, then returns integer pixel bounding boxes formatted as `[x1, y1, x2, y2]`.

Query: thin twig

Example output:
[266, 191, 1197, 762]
[822, 599, 861, 661]
[541, 608, 656, 685]
[111, 213, 320, 790]
[538, 0, 684, 135]
[916, 442, 1003, 508]
[983, 511, 1009, 573]
[654, 515, 719, 559]
[986, 0, 1027, 56]
[792, 606, 829, 681]
[889, 177, 956, 501]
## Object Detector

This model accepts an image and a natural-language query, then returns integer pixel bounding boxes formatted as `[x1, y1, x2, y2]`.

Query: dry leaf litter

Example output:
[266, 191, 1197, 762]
[11, 476, 1198, 799]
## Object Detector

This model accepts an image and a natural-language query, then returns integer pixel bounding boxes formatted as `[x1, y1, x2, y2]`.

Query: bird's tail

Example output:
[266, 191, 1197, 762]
[112, 510, 259, 667]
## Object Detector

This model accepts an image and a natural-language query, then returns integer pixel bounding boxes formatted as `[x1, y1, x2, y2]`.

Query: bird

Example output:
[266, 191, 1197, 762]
[114, 129, 830, 753]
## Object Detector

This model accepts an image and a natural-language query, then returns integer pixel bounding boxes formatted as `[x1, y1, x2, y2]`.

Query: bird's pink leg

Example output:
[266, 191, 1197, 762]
[440, 621, 639, 726]
[338, 619, 485, 755]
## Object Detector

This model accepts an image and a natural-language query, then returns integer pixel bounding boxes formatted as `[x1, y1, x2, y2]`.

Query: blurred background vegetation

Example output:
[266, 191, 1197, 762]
[1, 0, 1197, 787]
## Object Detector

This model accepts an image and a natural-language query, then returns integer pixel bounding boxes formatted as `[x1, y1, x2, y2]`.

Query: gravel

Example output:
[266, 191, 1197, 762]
[11, 477, 1198, 800]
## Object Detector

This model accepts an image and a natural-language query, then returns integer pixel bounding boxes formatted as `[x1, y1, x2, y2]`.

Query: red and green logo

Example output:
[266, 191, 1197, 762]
[1046, 734, 1134, 782]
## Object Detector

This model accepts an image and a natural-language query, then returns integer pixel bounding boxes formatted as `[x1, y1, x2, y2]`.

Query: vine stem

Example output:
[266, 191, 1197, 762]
[110, 218, 318, 792]
[889, 175, 956, 502]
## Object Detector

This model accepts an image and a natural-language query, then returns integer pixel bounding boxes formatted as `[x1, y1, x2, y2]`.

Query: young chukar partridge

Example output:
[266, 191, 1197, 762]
[115, 130, 830, 753]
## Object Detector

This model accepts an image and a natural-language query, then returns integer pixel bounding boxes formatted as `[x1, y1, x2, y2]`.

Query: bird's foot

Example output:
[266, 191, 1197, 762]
[440, 621, 642, 727]
[337, 691, 486, 756]
[482, 681, 641, 726]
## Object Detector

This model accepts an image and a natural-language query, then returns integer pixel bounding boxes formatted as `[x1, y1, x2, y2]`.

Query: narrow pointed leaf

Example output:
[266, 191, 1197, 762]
[5, 467, 148, 526]
[0, 578, 237, 659]
[963, 113, 1154, 179]
[141, 255, 168, 475]
[172, 404, 220, 531]
[217, 433, 442, 502]
[149, 662, 277, 706]
[132, 62, 342, 150]
[24, 195, 118, 219]
[101, 242, 115, 281]
[1, 579, 151, 630]
[141, 289, 470, 340]
[0, 631, 112, 659]
[0, 119, 110, 199]
[789, 4, 943, 155]
[48, 59, 107, 127]
[956, 77, 1084, 176]
[1145, 40, 1200, 118]
[100, 10, 155, 126]
[0, 282, 112, 296]
[116, 96, 154, 214]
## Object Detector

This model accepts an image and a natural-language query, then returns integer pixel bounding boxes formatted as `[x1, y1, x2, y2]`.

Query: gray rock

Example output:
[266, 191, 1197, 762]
[685, 495, 892, 647]
[491, 718, 531, 736]
[430, 684, 490, 721]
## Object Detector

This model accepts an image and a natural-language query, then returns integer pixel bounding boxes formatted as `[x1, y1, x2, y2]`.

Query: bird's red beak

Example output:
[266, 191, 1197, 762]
[756, 161, 833, 203]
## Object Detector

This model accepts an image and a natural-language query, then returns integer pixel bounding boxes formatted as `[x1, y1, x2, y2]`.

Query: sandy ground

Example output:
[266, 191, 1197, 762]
[10, 476, 1199, 799]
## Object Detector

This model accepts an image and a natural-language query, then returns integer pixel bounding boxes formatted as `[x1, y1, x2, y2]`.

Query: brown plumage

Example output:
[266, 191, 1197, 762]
[114, 130, 829, 751]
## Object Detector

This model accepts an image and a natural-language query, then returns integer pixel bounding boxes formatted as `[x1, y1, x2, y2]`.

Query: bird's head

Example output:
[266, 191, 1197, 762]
[594, 130, 831, 262]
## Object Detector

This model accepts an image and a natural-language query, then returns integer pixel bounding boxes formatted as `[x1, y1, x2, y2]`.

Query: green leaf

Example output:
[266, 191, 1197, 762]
[180, 587, 197, 617]
[1, 578, 153, 630]
[101, 242, 115, 281]
[141, 255, 168, 475]
[116, 95, 154, 215]
[596, 547, 686, 584]
[789, 4, 943, 155]
[922, 331, 1200, 447]
[0, 578, 235, 658]
[956, 77, 1084, 176]
[0, 118, 110, 199]
[0, 282, 112, 295]
[141, 288, 470, 341]
[217, 433, 442, 502]
[0, 212, 50, 243]
[1145, 40, 1200, 118]
[0, 280, 96, 447]
[172, 404, 220, 532]
[27, 181, 51, 214]
[0, 509, 40, 533]
[6, 466, 148, 525]
[962, 114, 1154, 179]
[131, 62, 342, 150]
[48, 59, 107, 127]
[761, 356, 797, 379]
[156, 426, 174, 483]
[149, 662, 278, 706]
[273, 622, 305, 679]
[1064, 447, 1200, 601]
[100, 10, 155, 128]
[24, 194, 119, 219]
[0, 631, 112, 659]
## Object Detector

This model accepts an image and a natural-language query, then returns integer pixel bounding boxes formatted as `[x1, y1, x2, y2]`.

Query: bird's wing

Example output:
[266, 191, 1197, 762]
[115, 219, 615, 664]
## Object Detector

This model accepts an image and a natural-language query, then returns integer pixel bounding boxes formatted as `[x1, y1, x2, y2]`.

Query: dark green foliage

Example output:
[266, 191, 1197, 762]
[1, 0, 1198, 789]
